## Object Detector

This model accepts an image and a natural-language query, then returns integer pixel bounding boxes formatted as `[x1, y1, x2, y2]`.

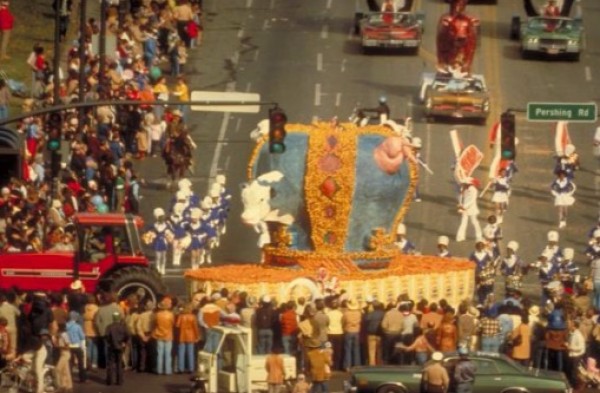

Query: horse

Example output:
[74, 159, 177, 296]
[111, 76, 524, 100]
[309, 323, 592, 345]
[162, 129, 194, 188]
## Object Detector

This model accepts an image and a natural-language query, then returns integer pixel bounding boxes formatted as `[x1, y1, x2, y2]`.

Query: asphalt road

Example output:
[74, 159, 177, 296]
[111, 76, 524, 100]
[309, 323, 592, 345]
[130, 0, 600, 306]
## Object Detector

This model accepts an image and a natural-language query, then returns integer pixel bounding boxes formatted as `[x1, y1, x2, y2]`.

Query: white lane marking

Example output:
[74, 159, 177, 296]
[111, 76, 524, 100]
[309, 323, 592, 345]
[335, 93, 342, 107]
[326, 0, 333, 9]
[224, 156, 231, 170]
[585, 66, 592, 81]
[238, 28, 244, 38]
[341, 59, 347, 72]
[210, 81, 236, 177]
[315, 84, 322, 106]
[262, 19, 270, 30]
[245, 82, 252, 92]
[321, 24, 329, 39]
[246, 0, 252, 8]
[235, 118, 242, 133]
[317, 53, 323, 71]
[253, 49, 260, 62]
[269, 0, 275, 10]
[312, 115, 319, 123]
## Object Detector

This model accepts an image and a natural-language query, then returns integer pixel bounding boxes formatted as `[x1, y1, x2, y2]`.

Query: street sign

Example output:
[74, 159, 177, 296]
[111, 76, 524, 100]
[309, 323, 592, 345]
[527, 102, 597, 123]
[190, 91, 261, 113]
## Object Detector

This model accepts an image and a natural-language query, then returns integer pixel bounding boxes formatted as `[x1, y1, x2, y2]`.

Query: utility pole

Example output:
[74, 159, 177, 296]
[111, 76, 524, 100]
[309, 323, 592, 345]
[53, 0, 61, 106]
[98, 0, 107, 86]
[78, 0, 87, 133]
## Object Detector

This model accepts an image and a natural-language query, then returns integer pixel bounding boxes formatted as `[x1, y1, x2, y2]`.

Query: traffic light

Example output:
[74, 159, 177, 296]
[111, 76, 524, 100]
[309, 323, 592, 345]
[269, 107, 287, 154]
[46, 112, 62, 152]
[500, 111, 516, 160]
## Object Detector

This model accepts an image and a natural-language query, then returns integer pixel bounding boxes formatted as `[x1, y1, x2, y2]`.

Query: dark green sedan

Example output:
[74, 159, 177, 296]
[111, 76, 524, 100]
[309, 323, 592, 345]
[344, 352, 571, 393]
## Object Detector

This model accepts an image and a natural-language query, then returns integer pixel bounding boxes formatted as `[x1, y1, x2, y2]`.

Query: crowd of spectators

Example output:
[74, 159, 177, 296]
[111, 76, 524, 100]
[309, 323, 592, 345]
[0, 278, 593, 391]
[0, 0, 202, 252]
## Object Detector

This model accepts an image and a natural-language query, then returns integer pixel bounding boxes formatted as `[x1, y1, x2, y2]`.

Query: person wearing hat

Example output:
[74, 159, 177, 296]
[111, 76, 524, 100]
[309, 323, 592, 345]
[482, 214, 502, 259]
[454, 345, 476, 393]
[169, 202, 190, 268]
[585, 229, 600, 262]
[469, 240, 494, 304]
[538, 250, 559, 306]
[500, 241, 525, 295]
[342, 299, 362, 370]
[66, 311, 87, 383]
[541, 230, 563, 266]
[394, 223, 417, 255]
[421, 352, 449, 393]
[183, 207, 207, 268]
[551, 169, 576, 229]
[456, 177, 482, 242]
[557, 248, 579, 294]
[364, 298, 385, 366]
[143, 208, 173, 275]
[555, 142, 580, 181]
[200, 196, 219, 264]
[436, 236, 451, 258]
[105, 311, 130, 385]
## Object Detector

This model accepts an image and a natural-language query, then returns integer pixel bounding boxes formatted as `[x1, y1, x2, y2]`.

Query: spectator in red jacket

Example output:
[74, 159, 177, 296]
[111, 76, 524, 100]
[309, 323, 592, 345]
[280, 301, 299, 356]
[0, 0, 14, 60]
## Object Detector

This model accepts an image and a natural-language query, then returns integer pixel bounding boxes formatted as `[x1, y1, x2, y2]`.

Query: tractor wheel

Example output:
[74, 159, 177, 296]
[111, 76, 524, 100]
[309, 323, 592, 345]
[103, 266, 167, 305]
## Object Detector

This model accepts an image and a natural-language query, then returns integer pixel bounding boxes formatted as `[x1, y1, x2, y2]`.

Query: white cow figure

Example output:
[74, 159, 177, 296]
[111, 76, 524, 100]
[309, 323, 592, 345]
[250, 119, 270, 141]
[240, 171, 294, 250]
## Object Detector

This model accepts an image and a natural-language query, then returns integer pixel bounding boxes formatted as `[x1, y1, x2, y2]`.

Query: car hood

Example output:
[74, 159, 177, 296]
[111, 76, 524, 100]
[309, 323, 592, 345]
[523, 29, 581, 39]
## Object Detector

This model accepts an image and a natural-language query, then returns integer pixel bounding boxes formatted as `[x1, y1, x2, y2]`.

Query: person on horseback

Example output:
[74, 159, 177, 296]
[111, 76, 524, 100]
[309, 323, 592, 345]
[162, 110, 196, 185]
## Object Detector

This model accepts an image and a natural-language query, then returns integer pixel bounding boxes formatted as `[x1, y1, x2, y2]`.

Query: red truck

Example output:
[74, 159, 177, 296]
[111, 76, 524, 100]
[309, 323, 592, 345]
[0, 213, 165, 302]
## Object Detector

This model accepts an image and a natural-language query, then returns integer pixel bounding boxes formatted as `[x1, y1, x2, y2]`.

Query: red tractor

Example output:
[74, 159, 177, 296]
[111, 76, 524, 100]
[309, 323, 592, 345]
[0, 213, 166, 303]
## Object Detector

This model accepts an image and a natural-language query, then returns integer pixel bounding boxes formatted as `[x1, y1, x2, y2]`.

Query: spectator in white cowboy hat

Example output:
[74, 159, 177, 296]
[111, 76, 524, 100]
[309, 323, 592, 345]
[421, 351, 449, 393]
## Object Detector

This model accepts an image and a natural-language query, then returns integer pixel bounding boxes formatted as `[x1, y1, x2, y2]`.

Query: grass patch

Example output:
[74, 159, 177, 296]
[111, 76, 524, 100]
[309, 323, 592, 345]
[0, 0, 57, 117]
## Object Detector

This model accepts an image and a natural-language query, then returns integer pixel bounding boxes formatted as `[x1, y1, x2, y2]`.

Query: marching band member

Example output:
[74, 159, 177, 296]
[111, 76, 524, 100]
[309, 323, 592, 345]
[143, 208, 173, 275]
[470, 241, 494, 304]
[200, 196, 218, 264]
[490, 168, 510, 222]
[500, 241, 524, 295]
[542, 230, 563, 266]
[394, 223, 417, 255]
[173, 190, 193, 220]
[185, 207, 207, 269]
[557, 248, 579, 294]
[585, 230, 600, 262]
[587, 215, 600, 242]
[503, 160, 518, 184]
[550, 169, 576, 229]
[411, 137, 423, 202]
[456, 177, 483, 242]
[437, 236, 452, 258]
[214, 174, 232, 235]
[178, 178, 199, 204]
[482, 215, 502, 259]
[538, 251, 558, 306]
[554, 144, 580, 180]
[169, 202, 188, 268]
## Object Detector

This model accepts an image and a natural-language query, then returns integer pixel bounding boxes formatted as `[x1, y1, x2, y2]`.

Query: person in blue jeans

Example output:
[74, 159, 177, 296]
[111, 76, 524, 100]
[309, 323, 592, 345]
[454, 346, 477, 393]
[255, 296, 275, 354]
[342, 299, 362, 370]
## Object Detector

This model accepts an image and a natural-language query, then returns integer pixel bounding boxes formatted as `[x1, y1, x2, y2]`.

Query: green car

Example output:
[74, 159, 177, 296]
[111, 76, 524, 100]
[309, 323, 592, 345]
[510, 16, 584, 61]
[344, 352, 572, 393]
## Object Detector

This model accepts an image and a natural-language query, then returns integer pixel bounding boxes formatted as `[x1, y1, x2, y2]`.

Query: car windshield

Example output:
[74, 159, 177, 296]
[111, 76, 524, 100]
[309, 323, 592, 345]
[433, 78, 484, 93]
[367, 13, 414, 26]
[529, 17, 574, 32]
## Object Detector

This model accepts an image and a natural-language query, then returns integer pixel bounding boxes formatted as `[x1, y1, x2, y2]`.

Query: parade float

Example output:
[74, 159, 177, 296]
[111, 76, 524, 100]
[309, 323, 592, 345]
[185, 120, 475, 305]
[185, 0, 477, 305]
